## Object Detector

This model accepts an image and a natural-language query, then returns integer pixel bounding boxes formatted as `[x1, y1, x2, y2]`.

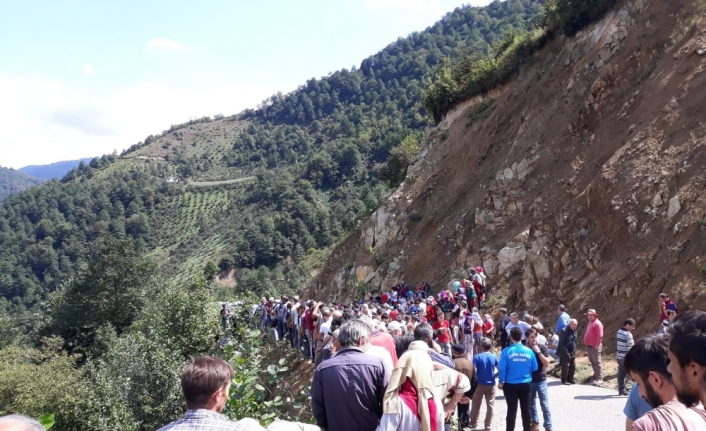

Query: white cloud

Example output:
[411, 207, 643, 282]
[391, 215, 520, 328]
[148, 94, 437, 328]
[0, 74, 290, 168]
[83, 63, 95, 75]
[147, 37, 189, 53]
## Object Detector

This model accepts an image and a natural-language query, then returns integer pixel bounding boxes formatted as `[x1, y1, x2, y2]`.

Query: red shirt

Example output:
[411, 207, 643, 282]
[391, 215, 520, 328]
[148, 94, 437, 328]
[483, 320, 495, 336]
[304, 309, 314, 331]
[433, 320, 451, 343]
[584, 319, 604, 347]
[389, 309, 399, 321]
[660, 299, 677, 322]
[371, 332, 398, 366]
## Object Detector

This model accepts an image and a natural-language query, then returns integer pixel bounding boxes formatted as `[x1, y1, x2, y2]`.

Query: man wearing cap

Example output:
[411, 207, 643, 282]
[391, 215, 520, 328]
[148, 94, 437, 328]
[584, 308, 604, 385]
[452, 343, 477, 429]
[387, 321, 413, 359]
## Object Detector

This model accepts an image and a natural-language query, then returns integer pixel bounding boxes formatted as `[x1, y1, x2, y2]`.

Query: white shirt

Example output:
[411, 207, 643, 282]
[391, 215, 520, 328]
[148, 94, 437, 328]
[320, 319, 332, 349]
[365, 345, 393, 382]
[375, 397, 445, 431]
[505, 321, 532, 340]
[537, 334, 548, 347]
[432, 367, 471, 400]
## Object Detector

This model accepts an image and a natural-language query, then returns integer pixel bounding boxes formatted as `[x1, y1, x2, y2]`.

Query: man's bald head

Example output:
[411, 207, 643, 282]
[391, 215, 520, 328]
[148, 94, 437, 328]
[0, 415, 45, 431]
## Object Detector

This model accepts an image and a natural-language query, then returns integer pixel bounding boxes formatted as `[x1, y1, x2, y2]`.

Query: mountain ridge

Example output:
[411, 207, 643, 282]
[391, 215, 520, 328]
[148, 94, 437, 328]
[19, 158, 94, 180]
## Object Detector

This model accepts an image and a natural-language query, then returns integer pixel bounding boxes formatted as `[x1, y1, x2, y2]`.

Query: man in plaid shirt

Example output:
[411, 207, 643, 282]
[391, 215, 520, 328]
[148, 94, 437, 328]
[158, 356, 263, 431]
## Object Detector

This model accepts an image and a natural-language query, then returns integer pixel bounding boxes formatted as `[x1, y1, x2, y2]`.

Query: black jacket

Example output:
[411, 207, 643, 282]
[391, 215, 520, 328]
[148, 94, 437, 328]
[556, 326, 577, 358]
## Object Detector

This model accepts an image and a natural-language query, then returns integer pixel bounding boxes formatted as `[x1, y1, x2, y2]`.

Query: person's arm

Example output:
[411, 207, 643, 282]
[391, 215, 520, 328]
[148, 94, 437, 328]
[533, 346, 550, 367]
[626, 418, 634, 431]
[312, 302, 322, 319]
[311, 370, 328, 429]
[498, 350, 507, 387]
[597, 322, 604, 348]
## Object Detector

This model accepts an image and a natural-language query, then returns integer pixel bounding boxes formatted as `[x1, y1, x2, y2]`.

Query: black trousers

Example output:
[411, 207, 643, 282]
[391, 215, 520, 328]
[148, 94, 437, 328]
[503, 382, 532, 431]
[561, 352, 576, 384]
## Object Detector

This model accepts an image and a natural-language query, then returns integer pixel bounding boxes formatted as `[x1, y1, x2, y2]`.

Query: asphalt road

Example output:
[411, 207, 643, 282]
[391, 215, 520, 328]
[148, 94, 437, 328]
[467, 378, 627, 431]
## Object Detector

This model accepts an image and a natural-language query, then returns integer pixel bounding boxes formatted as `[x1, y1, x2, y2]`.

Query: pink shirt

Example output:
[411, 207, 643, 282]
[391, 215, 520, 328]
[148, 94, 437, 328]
[583, 319, 604, 347]
[633, 400, 706, 431]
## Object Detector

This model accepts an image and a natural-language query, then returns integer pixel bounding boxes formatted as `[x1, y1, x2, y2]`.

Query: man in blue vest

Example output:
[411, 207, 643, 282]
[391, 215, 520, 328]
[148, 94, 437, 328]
[499, 327, 538, 431]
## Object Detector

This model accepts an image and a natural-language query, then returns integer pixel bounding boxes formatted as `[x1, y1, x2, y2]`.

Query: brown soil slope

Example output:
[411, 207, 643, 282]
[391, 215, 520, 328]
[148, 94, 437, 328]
[307, 0, 706, 345]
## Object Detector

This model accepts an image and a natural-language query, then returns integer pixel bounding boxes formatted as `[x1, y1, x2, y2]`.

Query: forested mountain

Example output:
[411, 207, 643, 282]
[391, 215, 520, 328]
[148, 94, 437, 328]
[0, 0, 545, 317]
[0, 166, 44, 203]
[19, 158, 94, 180]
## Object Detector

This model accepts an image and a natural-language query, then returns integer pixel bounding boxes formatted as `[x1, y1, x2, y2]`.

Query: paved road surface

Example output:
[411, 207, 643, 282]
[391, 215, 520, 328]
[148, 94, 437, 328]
[467, 378, 627, 431]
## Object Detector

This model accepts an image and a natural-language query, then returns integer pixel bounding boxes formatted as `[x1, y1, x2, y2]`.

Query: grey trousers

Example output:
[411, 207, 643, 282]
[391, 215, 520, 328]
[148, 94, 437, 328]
[587, 345, 603, 380]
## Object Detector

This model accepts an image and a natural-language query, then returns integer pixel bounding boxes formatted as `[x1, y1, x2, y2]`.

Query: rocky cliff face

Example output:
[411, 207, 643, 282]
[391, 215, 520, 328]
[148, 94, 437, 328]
[308, 0, 706, 340]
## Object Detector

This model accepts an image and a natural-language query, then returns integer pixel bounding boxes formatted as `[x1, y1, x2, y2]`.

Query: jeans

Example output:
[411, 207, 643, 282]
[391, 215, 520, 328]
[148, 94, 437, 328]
[617, 358, 627, 393]
[457, 401, 469, 427]
[531, 380, 552, 430]
[304, 330, 314, 359]
[503, 382, 532, 431]
[439, 342, 452, 357]
[547, 349, 559, 361]
[322, 348, 332, 361]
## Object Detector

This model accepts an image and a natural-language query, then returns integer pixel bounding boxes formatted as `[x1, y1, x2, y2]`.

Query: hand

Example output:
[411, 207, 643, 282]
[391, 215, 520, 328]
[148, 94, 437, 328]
[443, 403, 456, 420]
[459, 396, 471, 405]
[498, 383, 504, 390]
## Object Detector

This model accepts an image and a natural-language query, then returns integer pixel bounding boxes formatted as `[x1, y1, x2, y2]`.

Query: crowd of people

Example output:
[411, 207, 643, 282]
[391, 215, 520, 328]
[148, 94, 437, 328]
[244, 282, 706, 431]
[3, 283, 705, 431]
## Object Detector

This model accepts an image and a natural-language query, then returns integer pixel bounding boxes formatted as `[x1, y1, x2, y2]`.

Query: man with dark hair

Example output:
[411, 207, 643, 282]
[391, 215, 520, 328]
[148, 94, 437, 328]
[311, 319, 388, 431]
[658, 293, 678, 325]
[471, 337, 499, 430]
[556, 319, 578, 385]
[499, 308, 511, 349]
[452, 343, 477, 429]
[624, 334, 706, 430]
[616, 318, 636, 396]
[158, 356, 256, 431]
[499, 327, 538, 431]
[527, 327, 552, 431]
[666, 311, 706, 408]
[414, 322, 456, 368]
[555, 305, 570, 334]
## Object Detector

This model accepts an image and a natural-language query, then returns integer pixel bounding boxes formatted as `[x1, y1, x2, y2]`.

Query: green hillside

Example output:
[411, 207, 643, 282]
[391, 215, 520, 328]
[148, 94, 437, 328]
[0, 166, 44, 203]
[0, 0, 546, 316]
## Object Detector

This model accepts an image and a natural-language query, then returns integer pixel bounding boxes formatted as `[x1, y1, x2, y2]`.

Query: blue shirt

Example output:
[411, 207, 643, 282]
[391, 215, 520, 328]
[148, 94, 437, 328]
[499, 342, 538, 384]
[473, 352, 499, 385]
[623, 383, 652, 421]
[556, 312, 570, 334]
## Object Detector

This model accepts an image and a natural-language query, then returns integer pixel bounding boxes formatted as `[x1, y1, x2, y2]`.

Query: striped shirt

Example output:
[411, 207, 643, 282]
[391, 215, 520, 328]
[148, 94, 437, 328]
[616, 328, 634, 360]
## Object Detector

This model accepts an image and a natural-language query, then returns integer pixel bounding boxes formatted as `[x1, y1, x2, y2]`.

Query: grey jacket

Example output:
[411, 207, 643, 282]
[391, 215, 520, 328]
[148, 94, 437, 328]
[311, 347, 388, 431]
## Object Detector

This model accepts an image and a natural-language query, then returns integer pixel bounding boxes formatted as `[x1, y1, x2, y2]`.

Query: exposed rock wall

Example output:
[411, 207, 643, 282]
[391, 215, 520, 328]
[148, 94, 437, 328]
[308, 0, 706, 342]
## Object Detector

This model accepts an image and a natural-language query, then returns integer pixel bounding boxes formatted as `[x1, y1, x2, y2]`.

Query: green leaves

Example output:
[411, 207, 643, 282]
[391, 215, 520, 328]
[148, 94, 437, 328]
[38, 414, 55, 430]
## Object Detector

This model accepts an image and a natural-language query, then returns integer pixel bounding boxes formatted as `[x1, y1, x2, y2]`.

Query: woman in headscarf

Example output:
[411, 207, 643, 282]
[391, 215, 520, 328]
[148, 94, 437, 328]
[377, 349, 444, 431]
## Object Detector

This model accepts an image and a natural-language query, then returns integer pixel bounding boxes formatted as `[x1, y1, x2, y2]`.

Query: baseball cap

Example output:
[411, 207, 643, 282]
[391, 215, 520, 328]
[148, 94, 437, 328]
[451, 344, 465, 354]
[268, 297, 274, 301]
[388, 321, 402, 332]
[666, 303, 678, 312]
[586, 309, 598, 317]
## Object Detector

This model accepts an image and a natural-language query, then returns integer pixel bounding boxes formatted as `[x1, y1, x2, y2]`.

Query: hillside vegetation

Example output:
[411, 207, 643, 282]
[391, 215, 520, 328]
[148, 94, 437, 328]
[0, 0, 545, 317]
[0, 166, 44, 203]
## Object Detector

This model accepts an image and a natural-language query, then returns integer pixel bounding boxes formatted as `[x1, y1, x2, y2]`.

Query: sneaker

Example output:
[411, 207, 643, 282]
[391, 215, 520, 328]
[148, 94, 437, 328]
[619, 391, 628, 396]
[590, 380, 605, 387]
[469, 424, 477, 429]
[531, 422, 540, 431]
[563, 382, 571, 385]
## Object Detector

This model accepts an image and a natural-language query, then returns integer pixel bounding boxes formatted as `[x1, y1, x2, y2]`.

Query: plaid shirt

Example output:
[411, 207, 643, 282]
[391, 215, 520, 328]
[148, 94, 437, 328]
[157, 409, 257, 431]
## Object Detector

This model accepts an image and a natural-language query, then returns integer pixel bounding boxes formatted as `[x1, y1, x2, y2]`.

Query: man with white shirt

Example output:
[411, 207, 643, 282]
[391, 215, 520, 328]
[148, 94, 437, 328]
[505, 312, 532, 344]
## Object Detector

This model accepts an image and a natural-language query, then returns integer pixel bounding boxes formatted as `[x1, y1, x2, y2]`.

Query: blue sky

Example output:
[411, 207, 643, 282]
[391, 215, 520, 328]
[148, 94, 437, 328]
[0, 0, 491, 168]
